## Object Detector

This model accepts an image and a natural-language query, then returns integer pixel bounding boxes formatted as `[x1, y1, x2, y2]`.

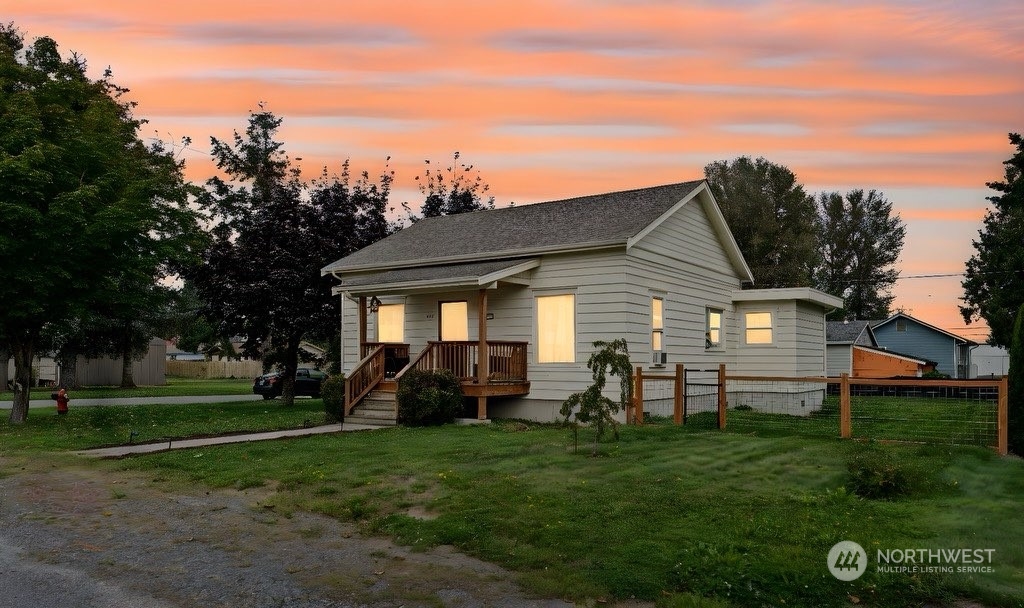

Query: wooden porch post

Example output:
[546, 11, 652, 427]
[717, 363, 727, 429]
[673, 363, 684, 425]
[358, 296, 367, 347]
[476, 289, 489, 419]
[839, 373, 851, 439]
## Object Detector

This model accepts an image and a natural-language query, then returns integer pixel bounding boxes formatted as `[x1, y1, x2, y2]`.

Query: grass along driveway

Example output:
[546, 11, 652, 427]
[2, 376, 255, 400]
[0, 399, 329, 452]
[110, 422, 1024, 607]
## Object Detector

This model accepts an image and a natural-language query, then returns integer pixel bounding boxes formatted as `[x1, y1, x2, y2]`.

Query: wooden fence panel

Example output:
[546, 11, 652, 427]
[166, 360, 263, 379]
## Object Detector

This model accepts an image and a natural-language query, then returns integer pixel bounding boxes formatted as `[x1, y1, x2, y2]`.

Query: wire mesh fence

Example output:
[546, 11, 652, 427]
[848, 380, 1000, 448]
[722, 377, 838, 437]
[631, 366, 1008, 453]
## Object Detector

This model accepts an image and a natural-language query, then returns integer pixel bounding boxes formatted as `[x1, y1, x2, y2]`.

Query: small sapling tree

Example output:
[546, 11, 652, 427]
[560, 339, 633, 455]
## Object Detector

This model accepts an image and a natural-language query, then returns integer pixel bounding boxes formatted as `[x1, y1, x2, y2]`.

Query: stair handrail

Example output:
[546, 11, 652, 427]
[345, 344, 386, 416]
[394, 342, 436, 382]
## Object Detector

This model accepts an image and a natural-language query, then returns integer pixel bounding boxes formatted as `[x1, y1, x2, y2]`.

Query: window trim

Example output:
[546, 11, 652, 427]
[744, 311, 773, 345]
[651, 296, 664, 354]
[706, 307, 723, 350]
[534, 292, 577, 364]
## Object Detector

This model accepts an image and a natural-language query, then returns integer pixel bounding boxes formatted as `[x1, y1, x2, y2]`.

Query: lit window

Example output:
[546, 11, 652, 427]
[706, 308, 722, 348]
[745, 311, 773, 344]
[537, 294, 575, 363]
[896, 320, 907, 332]
[377, 304, 404, 343]
[652, 297, 664, 352]
[440, 301, 469, 341]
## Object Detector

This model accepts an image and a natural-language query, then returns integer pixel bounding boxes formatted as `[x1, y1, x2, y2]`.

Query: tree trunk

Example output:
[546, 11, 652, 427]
[120, 324, 136, 388]
[57, 349, 80, 389]
[279, 336, 302, 407]
[8, 339, 34, 424]
[0, 345, 10, 394]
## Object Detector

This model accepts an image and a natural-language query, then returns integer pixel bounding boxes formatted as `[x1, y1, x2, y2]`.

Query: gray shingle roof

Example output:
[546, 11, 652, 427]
[324, 180, 705, 273]
[337, 259, 534, 289]
[826, 320, 873, 344]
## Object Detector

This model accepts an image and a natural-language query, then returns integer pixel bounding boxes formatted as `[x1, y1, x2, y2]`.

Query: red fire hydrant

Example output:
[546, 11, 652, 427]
[55, 388, 69, 415]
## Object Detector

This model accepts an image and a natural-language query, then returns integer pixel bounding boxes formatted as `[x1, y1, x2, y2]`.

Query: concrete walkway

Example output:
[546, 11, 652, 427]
[77, 421, 382, 458]
[0, 394, 263, 409]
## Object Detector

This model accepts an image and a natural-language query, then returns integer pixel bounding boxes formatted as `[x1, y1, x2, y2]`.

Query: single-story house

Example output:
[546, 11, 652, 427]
[870, 313, 976, 379]
[826, 320, 936, 378]
[322, 180, 842, 422]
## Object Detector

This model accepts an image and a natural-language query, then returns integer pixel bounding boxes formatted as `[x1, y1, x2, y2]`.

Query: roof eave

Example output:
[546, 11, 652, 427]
[325, 241, 624, 275]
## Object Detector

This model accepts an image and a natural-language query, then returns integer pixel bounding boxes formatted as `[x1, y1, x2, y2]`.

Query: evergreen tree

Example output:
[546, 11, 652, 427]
[1008, 303, 1024, 455]
[961, 133, 1024, 348]
[704, 157, 820, 288]
[815, 189, 906, 319]
[189, 111, 393, 405]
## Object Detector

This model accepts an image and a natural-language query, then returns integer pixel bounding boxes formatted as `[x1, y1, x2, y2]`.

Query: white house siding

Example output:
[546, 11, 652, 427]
[624, 196, 744, 371]
[729, 300, 827, 415]
[826, 344, 852, 377]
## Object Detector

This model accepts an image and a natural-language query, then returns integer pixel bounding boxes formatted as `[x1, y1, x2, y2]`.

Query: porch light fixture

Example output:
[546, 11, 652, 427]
[368, 296, 382, 313]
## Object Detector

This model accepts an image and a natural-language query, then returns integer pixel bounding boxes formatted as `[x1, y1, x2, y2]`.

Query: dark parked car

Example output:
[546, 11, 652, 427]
[252, 367, 328, 400]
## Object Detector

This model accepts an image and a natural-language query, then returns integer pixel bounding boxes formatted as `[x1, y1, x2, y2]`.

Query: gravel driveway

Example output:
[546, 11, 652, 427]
[0, 458, 573, 607]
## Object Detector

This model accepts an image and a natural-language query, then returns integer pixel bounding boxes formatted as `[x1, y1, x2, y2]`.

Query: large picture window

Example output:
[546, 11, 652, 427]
[744, 311, 773, 344]
[706, 308, 722, 348]
[376, 304, 405, 343]
[536, 294, 575, 363]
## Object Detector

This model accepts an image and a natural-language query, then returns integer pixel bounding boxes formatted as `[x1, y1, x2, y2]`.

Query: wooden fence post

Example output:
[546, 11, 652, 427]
[998, 375, 1009, 456]
[717, 363, 726, 429]
[839, 373, 851, 439]
[634, 366, 644, 425]
[674, 363, 684, 425]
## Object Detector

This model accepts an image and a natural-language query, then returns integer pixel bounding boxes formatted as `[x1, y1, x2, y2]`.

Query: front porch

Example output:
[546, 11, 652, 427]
[344, 287, 531, 420]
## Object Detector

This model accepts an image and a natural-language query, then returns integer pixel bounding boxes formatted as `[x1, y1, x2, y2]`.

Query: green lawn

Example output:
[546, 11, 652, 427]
[100, 422, 1022, 607]
[1, 376, 254, 400]
[3, 397, 1020, 606]
[0, 399, 328, 451]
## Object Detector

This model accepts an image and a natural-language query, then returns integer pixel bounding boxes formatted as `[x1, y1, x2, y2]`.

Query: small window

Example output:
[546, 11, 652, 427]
[536, 294, 575, 363]
[896, 319, 907, 332]
[745, 311, 773, 344]
[652, 297, 664, 352]
[706, 308, 723, 348]
[377, 304, 405, 343]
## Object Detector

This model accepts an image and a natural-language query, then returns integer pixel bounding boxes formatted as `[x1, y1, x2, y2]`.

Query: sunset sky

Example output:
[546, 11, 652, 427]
[9, 0, 1023, 340]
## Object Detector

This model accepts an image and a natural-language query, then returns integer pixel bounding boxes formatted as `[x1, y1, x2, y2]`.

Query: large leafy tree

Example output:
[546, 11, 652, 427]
[189, 111, 393, 406]
[417, 151, 494, 218]
[815, 189, 906, 319]
[704, 157, 820, 288]
[0, 25, 199, 422]
[961, 133, 1024, 348]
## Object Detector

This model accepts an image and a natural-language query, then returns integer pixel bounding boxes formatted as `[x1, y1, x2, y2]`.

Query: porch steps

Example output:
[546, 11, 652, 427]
[345, 389, 398, 427]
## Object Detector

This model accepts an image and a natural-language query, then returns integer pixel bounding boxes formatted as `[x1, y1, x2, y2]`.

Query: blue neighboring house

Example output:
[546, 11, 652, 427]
[870, 313, 977, 378]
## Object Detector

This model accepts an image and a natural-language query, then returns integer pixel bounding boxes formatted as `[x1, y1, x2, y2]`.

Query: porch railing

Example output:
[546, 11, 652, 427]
[360, 342, 410, 378]
[396, 341, 528, 384]
[345, 344, 385, 415]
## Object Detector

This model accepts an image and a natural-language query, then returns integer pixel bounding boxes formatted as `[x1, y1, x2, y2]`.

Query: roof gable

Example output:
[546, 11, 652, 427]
[323, 180, 752, 276]
[872, 313, 976, 345]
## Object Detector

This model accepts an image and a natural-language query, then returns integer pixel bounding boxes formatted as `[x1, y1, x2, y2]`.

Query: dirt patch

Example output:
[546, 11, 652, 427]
[0, 457, 571, 607]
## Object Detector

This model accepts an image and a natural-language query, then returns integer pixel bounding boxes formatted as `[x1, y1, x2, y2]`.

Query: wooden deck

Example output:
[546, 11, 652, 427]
[347, 340, 530, 418]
